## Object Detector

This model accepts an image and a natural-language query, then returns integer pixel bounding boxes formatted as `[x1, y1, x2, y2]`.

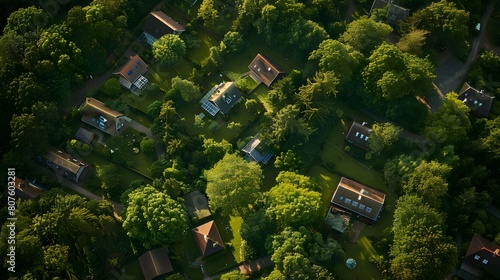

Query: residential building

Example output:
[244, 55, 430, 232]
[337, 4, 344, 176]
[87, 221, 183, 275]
[193, 220, 225, 258]
[248, 54, 285, 87]
[74, 127, 95, 144]
[39, 147, 88, 183]
[369, 0, 410, 26]
[458, 234, 500, 280]
[458, 82, 495, 118]
[138, 248, 173, 280]
[330, 177, 386, 222]
[345, 121, 372, 150]
[242, 134, 273, 164]
[140, 11, 185, 45]
[113, 55, 149, 90]
[13, 177, 45, 200]
[200, 82, 242, 116]
[80, 98, 126, 136]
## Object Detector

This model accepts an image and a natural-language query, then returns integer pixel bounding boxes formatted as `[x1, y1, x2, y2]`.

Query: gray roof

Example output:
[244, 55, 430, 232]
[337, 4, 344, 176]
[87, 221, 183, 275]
[458, 83, 495, 118]
[75, 128, 95, 144]
[138, 248, 173, 280]
[143, 11, 185, 39]
[183, 190, 211, 220]
[462, 234, 500, 278]
[242, 134, 273, 164]
[345, 121, 372, 149]
[44, 147, 86, 175]
[331, 177, 386, 222]
[208, 82, 242, 114]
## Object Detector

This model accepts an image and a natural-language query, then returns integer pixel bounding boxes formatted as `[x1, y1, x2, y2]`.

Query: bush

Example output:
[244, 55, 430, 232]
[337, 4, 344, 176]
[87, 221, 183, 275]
[245, 99, 258, 113]
[102, 78, 122, 97]
[140, 138, 155, 154]
[131, 44, 140, 52]
[240, 240, 256, 262]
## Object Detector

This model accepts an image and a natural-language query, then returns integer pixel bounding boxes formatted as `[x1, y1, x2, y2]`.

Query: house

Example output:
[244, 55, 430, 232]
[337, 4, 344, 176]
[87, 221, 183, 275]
[242, 134, 273, 164]
[330, 177, 386, 222]
[12, 177, 46, 200]
[458, 234, 500, 280]
[192, 220, 225, 257]
[80, 98, 126, 136]
[345, 121, 372, 150]
[140, 11, 185, 45]
[74, 127, 95, 144]
[138, 248, 173, 280]
[458, 82, 495, 118]
[39, 147, 88, 183]
[200, 82, 242, 116]
[113, 55, 149, 90]
[184, 190, 211, 220]
[369, 0, 410, 26]
[248, 54, 285, 87]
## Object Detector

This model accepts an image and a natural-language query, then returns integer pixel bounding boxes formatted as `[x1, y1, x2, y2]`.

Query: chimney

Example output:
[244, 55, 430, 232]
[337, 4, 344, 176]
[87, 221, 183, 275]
[494, 249, 500, 257]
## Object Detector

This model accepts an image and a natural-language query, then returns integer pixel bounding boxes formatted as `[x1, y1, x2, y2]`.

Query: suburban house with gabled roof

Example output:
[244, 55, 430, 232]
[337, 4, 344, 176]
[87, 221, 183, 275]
[458, 82, 495, 118]
[140, 11, 185, 45]
[39, 147, 88, 183]
[248, 54, 285, 87]
[80, 98, 126, 136]
[345, 121, 372, 150]
[200, 82, 242, 116]
[242, 134, 273, 164]
[12, 177, 46, 200]
[458, 234, 500, 280]
[113, 55, 149, 90]
[330, 177, 386, 222]
[369, 0, 410, 26]
[138, 247, 174, 280]
[192, 220, 225, 258]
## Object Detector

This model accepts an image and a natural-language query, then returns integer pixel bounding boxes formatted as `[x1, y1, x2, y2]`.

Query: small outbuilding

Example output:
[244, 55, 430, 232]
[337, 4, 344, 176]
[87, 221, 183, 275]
[75, 127, 95, 144]
[39, 147, 88, 183]
[138, 247, 173, 280]
[192, 220, 225, 258]
[369, 0, 410, 26]
[242, 134, 273, 164]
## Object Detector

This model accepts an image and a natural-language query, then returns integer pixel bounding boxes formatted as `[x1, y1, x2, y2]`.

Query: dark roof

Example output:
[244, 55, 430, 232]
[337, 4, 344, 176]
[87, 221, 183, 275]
[113, 55, 148, 85]
[14, 177, 44, 200]
[143, 11, 185, 39]
[331, 177, 386, 222]
[242, 134, 273, 164]
[345, 121, 372, 149]
[44, 147, 87, 176]
[138, 248, 173, 280]
[370, 0, 410, 26]
[193, 220, 225, 257]
[75, 128, 95, 144]
[80, 98, 125, 135]
[458, 83, 495, 118]
[463, 234, 500, 278]
[248, 54, 285, 87]
[208, 82, 242, 114]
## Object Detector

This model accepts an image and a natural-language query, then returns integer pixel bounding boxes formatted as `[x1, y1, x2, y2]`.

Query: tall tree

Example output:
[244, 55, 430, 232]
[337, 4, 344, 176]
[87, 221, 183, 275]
[265, 105, 314, 143]
[340, 17, 392, 54]
[123, 186, 188, 248]
[202, 138, 233, 166]
[204, 153, 263, 215]
[10, 113, 48, 155]
[198, 0, 219, 27]
[152, 34, 186, 68]
[368, 122, 402, 154]
[397, 29, 429, 56]
[170, 76, 200, 102]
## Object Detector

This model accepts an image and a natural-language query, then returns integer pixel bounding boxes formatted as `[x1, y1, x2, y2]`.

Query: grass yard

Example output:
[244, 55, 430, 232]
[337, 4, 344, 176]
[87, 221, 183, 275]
[252, 84, 273, 113]
[181, 233, 206, 280]
[148, 58, 195, 91]
[333, 236, 383, 280]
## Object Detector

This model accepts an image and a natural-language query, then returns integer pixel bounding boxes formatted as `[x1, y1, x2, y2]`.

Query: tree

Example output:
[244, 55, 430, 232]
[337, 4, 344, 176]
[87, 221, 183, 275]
[265, 105, 314, 143]
[3, 6, 49, 36]
[152, 34, 186, 67]
[368, 122, 402, 154]
[340, 17, 392, 54]
[10, 113, 48, 155]
[245, 99, 258, 114]
[44, 244, 72, 276]
[123, 185, 188, 248]
[220, 271, 247, 280]
[221, 31, 244, 56]
[363, 44, 435, 101]
[102, 78, 122, 97]
[203, 138, 233, 166]
[275, 171, 318, 191]
[198, 0, 219, 27]
[204, 153, 263, 215]
[424, 92, 471, 146]
[140, 138, 155, 154]
[171, 76, 200, 102]
[397, 29, 429, 56]
[405, 0, 469, 54]
[266, 181, 322, 228]
[31, 101, 63, 142]
[390, 195, 457, 280]
[96, 164, 123, 197]
[147, 100, 162, 118]
[274, 150, 302, 171]
[240, 209, 275, 254]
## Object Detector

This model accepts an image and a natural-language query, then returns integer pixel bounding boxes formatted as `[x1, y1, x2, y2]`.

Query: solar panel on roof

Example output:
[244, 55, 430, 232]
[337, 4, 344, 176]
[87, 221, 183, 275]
[127, 70, 133, 76]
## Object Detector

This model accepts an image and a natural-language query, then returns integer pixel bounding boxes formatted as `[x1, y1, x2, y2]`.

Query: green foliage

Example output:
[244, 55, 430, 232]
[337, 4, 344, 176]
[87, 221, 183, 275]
[368, 122, 402, 154]
[220, 270, 247, 280]
[221, 31, 244, 56]
[123, 185, 188, 248]
[147, 100, 163, 118]
[274, 150, 302, 171]
[10, 113, 48, 156]
[245, 99, 258, 113]
[203, 138, 233, 166]
[397, 29, 429, 56]
[265, 105, 314, 143]
[31, 101, 63, 142]
[390, 195, 457, 280]
[43, 244, 71, 275]
[205, 153, 263, 215]
[171, 76, 200, 102]
[198, 0, 219, 27]
[102, 78, 122, 97]
[96, 164, 123, 197]
[240, 239, 257, 262]
[140, 138, 155, 154]
[152, 34, 186, 67]
[340, 17, 392, 54]
[240, 209, 275, 254]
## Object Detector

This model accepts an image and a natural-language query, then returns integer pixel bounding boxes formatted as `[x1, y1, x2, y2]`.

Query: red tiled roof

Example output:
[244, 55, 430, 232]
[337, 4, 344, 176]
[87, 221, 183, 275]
[248, 54, 285, 87]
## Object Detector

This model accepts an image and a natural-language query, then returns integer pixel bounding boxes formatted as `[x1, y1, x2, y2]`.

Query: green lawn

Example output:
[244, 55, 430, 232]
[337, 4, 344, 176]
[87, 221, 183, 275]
[333, 236, 383, 280]
[252, 84, 273, 113]
[120, 127, 157, 177]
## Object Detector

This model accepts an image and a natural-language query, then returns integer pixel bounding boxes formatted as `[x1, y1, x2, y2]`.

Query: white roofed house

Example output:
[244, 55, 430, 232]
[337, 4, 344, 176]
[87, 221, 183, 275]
[242, 134, 273, 164]
[113, 55, 149, 90]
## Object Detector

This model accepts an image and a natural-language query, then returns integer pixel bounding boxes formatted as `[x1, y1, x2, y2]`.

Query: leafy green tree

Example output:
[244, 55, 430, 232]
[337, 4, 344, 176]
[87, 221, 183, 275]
[424, 92, 471, 146]
[102, 78, 122, 97]
[171, 76, 200, 102]
[481, 116, 500, 161]
[147, 100, 162, 118]
[245, 99, 259, 114]
[10, 113, 48, 155]
[265, 105, 314, 143]
[3, 6, 49, 36]
[152, 34, 186, 67]
[44, 244, 72, 276]
[205, 153, 263, 215]
[405, 0, 469, 54]
[221, 31, 244, 56]
[198, 0, 219, 27]
[123, 185, 188, 248]
[203, 138, 233, 166]
[220, 270, 247, 280]
[140, 138, 155, 154]
[266, 181, 322, 228]
[368, 122, 402, 154]
[274, 150, 302, 171]
[96, 164, 123, 196]
[275, 171, 318, 191]
[31, 101, 63, 142]
[240, 209, 275, 254]
[340, 17, 392, 54]
[397, 29, 429, 56]
[390, 195, 457, 280]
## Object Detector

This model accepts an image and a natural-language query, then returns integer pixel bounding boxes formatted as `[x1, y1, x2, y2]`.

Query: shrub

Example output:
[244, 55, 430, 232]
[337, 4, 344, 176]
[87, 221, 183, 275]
[102, 78, 122, 97]
[140, 138, 155, 154]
